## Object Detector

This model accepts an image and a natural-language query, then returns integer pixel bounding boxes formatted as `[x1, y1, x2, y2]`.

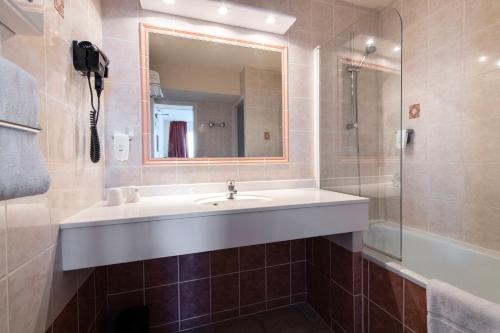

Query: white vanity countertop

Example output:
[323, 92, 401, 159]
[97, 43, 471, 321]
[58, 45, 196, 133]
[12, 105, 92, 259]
[61, 188, 368, 229]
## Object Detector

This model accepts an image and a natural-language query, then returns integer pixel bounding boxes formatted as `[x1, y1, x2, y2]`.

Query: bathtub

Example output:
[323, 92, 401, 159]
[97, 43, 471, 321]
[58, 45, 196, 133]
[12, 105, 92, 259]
[363, 222, 500, 304]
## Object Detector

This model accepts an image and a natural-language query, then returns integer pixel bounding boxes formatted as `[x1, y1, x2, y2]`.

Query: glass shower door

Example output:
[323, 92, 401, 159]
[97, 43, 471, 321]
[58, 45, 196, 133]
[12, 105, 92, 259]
[318, 7, 403, 259]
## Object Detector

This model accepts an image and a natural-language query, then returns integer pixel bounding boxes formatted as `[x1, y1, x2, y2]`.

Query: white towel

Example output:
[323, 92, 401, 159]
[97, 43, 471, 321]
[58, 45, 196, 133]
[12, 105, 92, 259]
[0, 56, 50, 200]
[427, 279, 500, 333]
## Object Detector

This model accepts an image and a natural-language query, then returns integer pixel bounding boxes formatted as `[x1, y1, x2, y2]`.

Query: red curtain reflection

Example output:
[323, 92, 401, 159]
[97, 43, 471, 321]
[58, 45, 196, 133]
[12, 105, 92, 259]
[168, 121, 188, 158]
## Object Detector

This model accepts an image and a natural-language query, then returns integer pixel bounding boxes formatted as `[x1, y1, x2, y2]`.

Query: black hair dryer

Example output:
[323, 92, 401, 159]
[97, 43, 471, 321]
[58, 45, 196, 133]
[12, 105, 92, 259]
[72, 40, 110, 163]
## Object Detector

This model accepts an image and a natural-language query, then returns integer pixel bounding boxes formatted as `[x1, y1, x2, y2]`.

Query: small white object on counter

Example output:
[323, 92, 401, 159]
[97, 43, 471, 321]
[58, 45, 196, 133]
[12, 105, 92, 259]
[123, 186, 140, 203]
[105, 188, 124, 206]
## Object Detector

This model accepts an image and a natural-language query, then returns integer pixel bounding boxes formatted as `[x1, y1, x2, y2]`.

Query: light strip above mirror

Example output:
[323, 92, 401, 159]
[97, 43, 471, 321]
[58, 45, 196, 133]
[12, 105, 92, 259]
[139, 0, 296, 35]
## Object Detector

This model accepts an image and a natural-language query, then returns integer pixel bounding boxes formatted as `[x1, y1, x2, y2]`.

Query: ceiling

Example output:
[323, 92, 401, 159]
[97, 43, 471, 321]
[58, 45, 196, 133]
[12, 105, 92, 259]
[149, 33, 282, 72]
[344, 0, 395, 9]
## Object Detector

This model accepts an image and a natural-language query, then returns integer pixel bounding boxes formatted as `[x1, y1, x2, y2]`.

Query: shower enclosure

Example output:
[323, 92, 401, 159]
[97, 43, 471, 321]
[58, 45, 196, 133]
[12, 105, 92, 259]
[318, 6, 402, 259]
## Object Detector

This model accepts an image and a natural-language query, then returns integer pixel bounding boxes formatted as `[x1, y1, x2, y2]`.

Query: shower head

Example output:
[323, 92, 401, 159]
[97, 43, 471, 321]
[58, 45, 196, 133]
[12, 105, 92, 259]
[365, 44, 377, 55]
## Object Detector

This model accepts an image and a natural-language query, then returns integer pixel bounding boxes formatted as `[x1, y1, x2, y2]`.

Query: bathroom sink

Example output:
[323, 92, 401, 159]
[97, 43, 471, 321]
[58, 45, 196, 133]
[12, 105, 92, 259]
[194, 194, 272, 206]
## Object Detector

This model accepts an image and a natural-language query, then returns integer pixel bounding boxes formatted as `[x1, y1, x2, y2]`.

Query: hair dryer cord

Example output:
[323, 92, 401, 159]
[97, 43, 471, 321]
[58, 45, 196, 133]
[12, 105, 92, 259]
[87, 74, 101, 163]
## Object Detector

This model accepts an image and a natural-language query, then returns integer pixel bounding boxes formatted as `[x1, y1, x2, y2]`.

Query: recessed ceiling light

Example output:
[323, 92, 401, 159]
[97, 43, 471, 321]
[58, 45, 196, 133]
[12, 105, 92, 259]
[496, 60, 500, 68]
[393, 46, 401, 52]
[366, 38, 375, 46]
[478, 55, 487, 63]
[266, 15, 276, 24]
[218, 6, 229, 15]
[163, 0, 175, 4]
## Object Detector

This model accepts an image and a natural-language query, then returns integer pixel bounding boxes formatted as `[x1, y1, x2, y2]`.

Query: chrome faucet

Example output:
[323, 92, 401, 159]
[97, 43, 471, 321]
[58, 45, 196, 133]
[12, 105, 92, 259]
[226, 180, 238, 200]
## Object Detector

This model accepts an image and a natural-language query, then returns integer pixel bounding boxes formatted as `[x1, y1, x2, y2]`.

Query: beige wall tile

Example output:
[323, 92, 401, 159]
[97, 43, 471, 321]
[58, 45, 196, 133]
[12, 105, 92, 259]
[6, 195, 51, 272]
[465, 0, 500, 34]
[8, 248, 53, 333]
[428, 0, 464, 49]
[402, 0, 428, 28]
[428, 198, 463, 239]
[464, 163, 500, 208]
[0, 203, 5, 278]
[0, 278, 6, 333]
[463, 204, 500, 252]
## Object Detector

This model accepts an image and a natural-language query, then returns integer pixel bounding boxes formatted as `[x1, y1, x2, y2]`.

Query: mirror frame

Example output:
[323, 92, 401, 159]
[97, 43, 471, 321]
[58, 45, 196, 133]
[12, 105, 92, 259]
[140, 23, 289, 165]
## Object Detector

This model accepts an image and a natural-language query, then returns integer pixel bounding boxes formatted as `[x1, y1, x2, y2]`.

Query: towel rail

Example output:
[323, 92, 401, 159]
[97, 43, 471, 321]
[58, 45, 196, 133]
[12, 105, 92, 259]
[0, 120, 41, 133]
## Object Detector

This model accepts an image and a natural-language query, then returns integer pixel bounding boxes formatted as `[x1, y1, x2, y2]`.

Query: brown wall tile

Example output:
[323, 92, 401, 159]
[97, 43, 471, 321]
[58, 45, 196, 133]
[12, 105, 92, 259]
[180, 278, 210, 319]
[107, 261, 144, 294]
[369, 301, 403, 333]
[313, 237, 331, 277]
[211, 248, 239, 276]
[266, 241, 291, 266]
[404, 280, 427, 333]
[292, 261, 306, 294]
[211, 273, 239, 313]
[179, 253, 209, 281]
[291, 239, 306, 261]
[78, 273, 96, 333]
[240, 268, 266, 306]
[240, 245, 265, 271]
[267, 264, 291, 299]
[332, 282, 355, 333]
[107, 291, 145, 321]
[145, 285, 178, 326]
[180, 314, 210, 330]
[144, 257, 178, 288]
[150, 321, 179, 333]
[53, 296, 78, 333]
[369, 262, 404, 321]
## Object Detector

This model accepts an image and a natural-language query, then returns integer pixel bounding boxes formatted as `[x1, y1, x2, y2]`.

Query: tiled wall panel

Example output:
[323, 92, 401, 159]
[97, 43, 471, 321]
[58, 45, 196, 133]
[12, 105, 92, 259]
[362, 258, 427, 333]
[103, 240, 307, 332]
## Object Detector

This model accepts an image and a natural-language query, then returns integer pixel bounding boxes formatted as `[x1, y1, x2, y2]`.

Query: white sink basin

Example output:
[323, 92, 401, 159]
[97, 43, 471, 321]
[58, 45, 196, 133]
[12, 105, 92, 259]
[194, 194, 272, 206]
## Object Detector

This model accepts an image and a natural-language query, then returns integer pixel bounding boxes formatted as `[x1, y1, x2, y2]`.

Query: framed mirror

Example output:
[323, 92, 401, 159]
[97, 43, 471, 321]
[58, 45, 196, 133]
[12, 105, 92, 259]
[140, 24, 289, 164]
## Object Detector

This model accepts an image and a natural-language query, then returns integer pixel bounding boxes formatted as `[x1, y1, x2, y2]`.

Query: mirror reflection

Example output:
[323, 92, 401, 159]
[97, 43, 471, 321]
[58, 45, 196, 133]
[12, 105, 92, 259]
[148, 32, 285, 159]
